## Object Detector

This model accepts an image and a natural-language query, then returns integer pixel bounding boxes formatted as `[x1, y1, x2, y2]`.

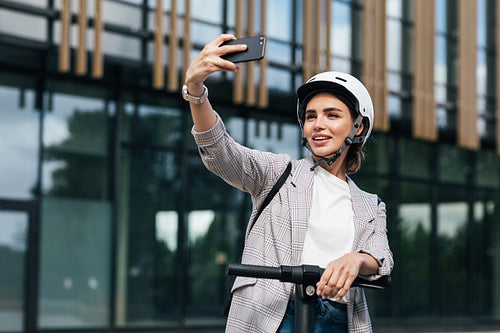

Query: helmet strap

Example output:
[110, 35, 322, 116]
[308, 115, 365, 171]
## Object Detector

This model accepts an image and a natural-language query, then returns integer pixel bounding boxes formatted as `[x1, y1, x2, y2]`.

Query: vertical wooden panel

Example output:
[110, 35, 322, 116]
[413, 0, 437, 141]
[92, 0, 103, 78]
[363, 0, 388, 132]
[181, 0, 191, 85]
[167, 0, 179, 92]
[374, 0, 388, 131]
[302, 0, 312, 81]
[314, 0, 321, 74]
[246, 0, 256, 106]
[413, 0, 437, 140]
[59, 0, 70, 72]
[413, 0, 423, 138]
[153, 0, 164, 89]
[458, 0, 478, 149]
[233, 0, 244, 104]
[424, 0, 436, 140]
[497, 0, 500, 154]
[326, 0, 331, 70]
[362, 0, 375, 103]
[257, 0, 268, 108]
[76, 0, 87, 75]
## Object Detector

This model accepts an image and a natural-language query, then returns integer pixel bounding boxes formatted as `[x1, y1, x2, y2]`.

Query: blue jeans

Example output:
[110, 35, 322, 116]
[277, 298, 347, 333]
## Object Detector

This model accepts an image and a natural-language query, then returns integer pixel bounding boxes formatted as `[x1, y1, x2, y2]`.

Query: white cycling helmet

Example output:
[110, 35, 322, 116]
[296, 71, 375, 170]
[297, 71, 374, 145]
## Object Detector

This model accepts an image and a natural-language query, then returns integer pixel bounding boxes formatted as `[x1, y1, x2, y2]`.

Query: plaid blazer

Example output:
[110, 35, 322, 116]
[193, 115, 393, 333]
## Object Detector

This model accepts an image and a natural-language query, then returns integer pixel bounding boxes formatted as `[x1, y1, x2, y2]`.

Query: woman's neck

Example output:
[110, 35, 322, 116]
[313, 154, 348, 182]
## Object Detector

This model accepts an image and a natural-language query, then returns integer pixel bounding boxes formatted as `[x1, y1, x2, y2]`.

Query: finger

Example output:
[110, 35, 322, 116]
[336, 274, 355, 300]
[213, 33, 237, 46]
[316, 266, 334, 296]
[219, 43, 248, 55]
[323, 270, 344, 299]
[319, 265, 342, 299]
[211, 57, 241, 72]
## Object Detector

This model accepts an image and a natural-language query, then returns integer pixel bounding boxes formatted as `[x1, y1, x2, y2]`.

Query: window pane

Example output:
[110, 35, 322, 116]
[184, 156, 244, 320]
[474, 191, 500, 318]
[386, 0, 402, 18]
[399, 182, 432, 317]
[268, 67, 291, 92]
[386, 19, 402, 71]
[399, 139, 433, 179]
[0, 9, 46, 41]
[186, 209, 223, 318]
[247, 118, 301, 159]
[103, 1, 141, 27]
[331, 2, 352, 58]
[122, 104, 182, 147]
[191, 0, 222, 23]
[477, 50, 487, 95]
[434, 35, 448, 85]
[191, 22, 223, 46]
[118, 105, 181, 327]
[476, 150, 500, 188]
[438, 187, 468, 316]
[435, 0, 447, 33]
[0, 211, 28, 332]
[42, 94, 108, 199]
[39, 90, 111, 328]
[438, 144, 467, 185]
[267, 40, 292, 64]
[387, 94, 402, 120]
[267, 0, 292, 40]
[0, 86, 38, 200]
[362, 134, 392, 174]
[38, 198, 111, 328]
[476, 0, 487, 47]
[102, 32, 141, 61]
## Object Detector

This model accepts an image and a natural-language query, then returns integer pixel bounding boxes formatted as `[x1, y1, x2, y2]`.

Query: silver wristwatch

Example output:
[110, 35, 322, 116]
[182, 84, 208, 105]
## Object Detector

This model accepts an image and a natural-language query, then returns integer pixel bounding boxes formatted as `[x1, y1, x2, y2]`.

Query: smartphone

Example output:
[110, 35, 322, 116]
[221, 35, 267, 63]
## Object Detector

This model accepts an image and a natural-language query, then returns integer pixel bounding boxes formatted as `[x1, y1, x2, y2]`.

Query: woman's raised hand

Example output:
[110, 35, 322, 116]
[184, 34, 247, 88]
[185, 34, 247, 132]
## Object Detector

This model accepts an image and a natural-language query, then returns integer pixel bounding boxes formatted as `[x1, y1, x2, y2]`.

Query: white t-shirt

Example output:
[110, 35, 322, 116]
[300, 167, 355, 302]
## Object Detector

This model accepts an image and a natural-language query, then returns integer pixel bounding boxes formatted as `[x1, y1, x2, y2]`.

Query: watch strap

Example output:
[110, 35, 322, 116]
[182, 84, 208, 104]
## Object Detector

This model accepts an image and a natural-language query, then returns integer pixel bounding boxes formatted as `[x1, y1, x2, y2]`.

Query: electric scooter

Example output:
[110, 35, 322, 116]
[227, 263, 391, 333]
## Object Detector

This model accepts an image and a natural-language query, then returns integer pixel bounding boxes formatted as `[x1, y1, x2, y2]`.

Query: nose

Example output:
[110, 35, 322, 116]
[313, 114, 326, 130]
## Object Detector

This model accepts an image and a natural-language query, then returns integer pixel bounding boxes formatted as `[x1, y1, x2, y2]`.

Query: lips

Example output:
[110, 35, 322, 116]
[310, 134, 332, 147]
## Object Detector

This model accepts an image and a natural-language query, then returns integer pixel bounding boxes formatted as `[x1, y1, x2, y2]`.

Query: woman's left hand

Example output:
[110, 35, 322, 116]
[316, 252, 378, 301]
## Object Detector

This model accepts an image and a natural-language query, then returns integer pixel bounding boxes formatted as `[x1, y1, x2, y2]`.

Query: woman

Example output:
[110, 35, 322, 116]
[183, 34, 393, 333]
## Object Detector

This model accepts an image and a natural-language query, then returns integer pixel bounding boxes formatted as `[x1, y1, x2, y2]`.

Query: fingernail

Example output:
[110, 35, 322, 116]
[240, 44, 247, 49]
[235, 65, 241, 72]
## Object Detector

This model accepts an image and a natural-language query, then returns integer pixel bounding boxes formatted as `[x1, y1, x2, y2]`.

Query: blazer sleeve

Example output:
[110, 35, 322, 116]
[358, 200, 394, 279]
[191, 113, 291, 197]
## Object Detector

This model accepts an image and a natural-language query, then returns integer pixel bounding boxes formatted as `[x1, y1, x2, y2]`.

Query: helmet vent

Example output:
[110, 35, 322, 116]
[335, 76, 347, 82]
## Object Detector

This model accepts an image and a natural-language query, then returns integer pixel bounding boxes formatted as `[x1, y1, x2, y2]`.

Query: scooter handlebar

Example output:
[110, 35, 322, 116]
[227, 263, 391, 290]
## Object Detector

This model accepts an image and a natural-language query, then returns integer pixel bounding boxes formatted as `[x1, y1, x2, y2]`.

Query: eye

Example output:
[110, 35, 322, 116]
[305, 111, 316, 120]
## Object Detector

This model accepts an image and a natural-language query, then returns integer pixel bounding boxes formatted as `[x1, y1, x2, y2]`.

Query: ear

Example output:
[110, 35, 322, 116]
[355, 122, 364, 136]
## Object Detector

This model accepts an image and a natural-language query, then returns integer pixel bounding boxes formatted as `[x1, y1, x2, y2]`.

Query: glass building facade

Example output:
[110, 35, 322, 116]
[0, 0, 499, 332]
